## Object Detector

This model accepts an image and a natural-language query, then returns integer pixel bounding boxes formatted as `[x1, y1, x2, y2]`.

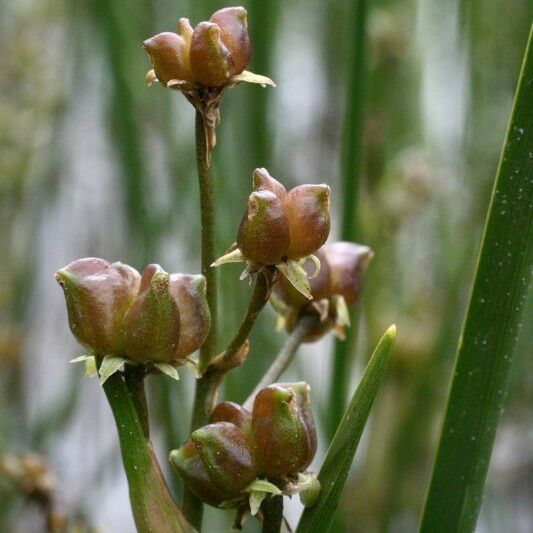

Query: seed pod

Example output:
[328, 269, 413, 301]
[169, 441, 232, 507]
[191, 422, 257, 496]
[252, 168, 287, 199]
[55, 258, 140, 355]
[237, 190, 290, 265]
[323, 242, 374, 305]
[169, 274, 210, 359]
[143, 32, 193, 85]
[210, 7, 251, 74]
[284, 184, 331, 260]
[210, 401, 252, 433]
[190, 22, 235, 87]
[122, 264, 181, 364]
[252, 383, 317, 478]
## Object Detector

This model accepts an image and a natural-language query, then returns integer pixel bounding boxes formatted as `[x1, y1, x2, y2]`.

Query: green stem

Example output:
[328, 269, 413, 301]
[102, 370, 191, 532]
[243, 314, 317, 411]
[124, 365, 149, 438]
[184, 110, 219, 529]
[195, 110, 217, 370]
[261, 495, 284, 533]
[328, 0, 369, 444]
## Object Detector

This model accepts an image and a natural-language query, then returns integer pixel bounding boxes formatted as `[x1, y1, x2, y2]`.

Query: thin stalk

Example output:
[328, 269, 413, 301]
[327, 0, 369, 443]
[195, 110, 218, 370]
[101, 370, 191, 532]
[124, 365, 149, 438]
[261, 495, 284, 533]
[243, 315, 317, 410]
[419, 26, 533, 532]
[184, 110, 219, 530]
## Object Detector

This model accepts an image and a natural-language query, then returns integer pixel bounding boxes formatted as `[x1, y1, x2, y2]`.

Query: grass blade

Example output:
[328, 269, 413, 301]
[297, 325, 396, 532]
[419, 25, 533, 533]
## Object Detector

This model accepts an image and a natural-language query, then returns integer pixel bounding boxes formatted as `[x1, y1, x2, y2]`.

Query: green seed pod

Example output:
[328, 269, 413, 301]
[323, 242, 374, 305]
[210, 401, 252, 434]
[252, 383, 317, 478]
[169, 274, 210, 359]
[191, 422, 257, 496]
[169, 441, 232, 507]
[285, 184, 331, 260]
[143, 31, 193, 85]
[237, 190, 290, 265]
[210, 7, 251, 74]
[122, 264, 181, 364]
[190, 22, 234, 87]
[252, 168, 287, 199]
[55, 258, 140, 355]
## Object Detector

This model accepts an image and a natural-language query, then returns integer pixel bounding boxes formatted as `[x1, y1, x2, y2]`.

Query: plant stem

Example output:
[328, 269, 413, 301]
[216, 267, 275, 369]
[101, 368, 191, 532]
[195, 110, 217, 370]
[328, 0, 369, 444]
[243, 315, 317, 410]
[184, 110, 219, 529]
[124, 365, 149, 438]
[261, 495, 284, 533]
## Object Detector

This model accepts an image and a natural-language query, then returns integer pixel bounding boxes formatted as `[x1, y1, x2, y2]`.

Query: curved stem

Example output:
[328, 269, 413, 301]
[261, 495, 284, 533]
[215, 267, 275, 370]
[243, 315, 317, 411]
[101, 367, 191, 532]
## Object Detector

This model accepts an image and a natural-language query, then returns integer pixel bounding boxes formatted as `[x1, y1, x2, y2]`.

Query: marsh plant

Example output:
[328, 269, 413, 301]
[52, 6, 531, 533]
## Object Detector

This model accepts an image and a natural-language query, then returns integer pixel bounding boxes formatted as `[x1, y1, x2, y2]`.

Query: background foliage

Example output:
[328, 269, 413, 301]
[0, 0, 531, 531]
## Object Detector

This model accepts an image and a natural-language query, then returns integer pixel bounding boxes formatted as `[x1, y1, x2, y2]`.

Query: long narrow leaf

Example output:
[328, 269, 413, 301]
[297, 325, 396, 532]
[419, 25, 533, 533]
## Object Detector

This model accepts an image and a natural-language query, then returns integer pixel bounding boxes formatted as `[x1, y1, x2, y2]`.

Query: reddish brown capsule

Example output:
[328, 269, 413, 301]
[54, 258, 140, 355]
[235, 169, 331, 265]
[210, 401, 252, 433]
[56, 258, 210, 364]
[143, 31, 193, 86]
[122, 264, 181, 364]
[323, 242, 374, 305]
[169, 441, 232, 507]
[169, 274, 211, 359]
[252, 382, 317, 478]
[191, 422, 257, 495]
[284, 184, 330, 260]
[237, 190, 291, 265]
[143, 6, 252, 89]
[210, 7, 251, 74]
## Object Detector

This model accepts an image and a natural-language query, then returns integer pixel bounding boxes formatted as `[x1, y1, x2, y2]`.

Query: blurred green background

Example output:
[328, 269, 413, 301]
[0, 0, 531, 531]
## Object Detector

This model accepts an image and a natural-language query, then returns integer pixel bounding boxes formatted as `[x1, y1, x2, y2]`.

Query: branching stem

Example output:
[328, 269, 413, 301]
[243, 314, 317, 410]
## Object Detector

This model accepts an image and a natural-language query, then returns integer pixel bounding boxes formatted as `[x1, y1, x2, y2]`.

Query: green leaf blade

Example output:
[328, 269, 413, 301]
[297, 325, 396, 532]
[419, 26, 533, 533]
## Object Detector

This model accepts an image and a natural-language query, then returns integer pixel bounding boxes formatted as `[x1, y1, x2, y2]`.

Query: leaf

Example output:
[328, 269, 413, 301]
[232, 70, 277, 88]
[99, 355, 128, 385]
[244, 479, 282, 495]
[276, 260, 312, 300]
[154, 363, 180, 381]
[70, 354, 91, 364]
[419, 27, 533, 533]
[211, 248, 244, 267]
[249, 491, 267, 516]
[297, 325, 396, 532]
[84, 356, 97, 377]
